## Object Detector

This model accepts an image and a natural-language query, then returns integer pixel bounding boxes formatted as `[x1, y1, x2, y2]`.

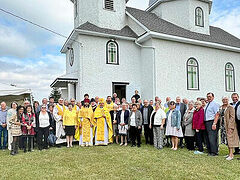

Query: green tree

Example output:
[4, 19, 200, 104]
[49, 88, 61, 102]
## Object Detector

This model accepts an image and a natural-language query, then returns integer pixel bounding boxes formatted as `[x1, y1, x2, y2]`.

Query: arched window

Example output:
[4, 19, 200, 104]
[106, 40, 119, 65]
[195, 7, 204, 27]
[225, 63, 235, 92]
[187, 58, 199, 90]
[104, 0, 114, 11]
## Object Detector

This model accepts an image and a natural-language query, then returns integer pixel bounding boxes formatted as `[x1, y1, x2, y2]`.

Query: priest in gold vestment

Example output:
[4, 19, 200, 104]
[94, 98, 113, 146]
[76, 99, 94, 147]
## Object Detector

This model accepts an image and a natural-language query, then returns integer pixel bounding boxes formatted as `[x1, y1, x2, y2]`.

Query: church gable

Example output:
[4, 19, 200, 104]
[126, 7, 240, 50]
[147, 0, 212, 35]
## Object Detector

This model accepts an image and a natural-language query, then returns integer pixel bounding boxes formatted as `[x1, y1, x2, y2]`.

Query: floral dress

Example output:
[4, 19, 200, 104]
[219, 108, 227, 145]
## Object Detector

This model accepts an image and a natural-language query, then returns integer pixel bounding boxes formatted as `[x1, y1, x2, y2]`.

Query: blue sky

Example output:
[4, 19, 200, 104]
[0, 0, 239, 101]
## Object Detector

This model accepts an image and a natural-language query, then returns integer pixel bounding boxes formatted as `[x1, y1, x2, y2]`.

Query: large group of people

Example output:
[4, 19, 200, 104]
[0, 90, 240, 161]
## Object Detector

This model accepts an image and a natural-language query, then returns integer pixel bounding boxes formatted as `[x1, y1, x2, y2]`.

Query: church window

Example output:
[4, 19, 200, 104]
[187, 58, 199, 90]
[225, 63, 235, 92]
[106, 40, 119, 65]
[195, 7, 204, 27]
[104, 0, 114, 11]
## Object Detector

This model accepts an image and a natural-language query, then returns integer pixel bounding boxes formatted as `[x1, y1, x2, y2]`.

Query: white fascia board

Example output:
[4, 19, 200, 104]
[137, 31, 240, 53]
[126, 11, 149, 32]
[75, 29, 137, 41]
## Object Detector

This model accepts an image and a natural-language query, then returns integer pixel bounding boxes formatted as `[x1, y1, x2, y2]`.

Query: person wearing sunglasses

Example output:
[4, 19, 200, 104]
[165, 101, 183, 150]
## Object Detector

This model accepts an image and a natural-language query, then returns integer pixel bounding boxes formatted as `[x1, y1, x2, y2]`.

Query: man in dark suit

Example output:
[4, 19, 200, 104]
[176, 96, 187, 148]
[230, 93, 240, 155]
[140, 100, 154, 145]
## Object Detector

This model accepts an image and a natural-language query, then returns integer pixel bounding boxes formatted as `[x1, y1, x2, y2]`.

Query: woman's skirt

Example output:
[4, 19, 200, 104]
[65, 126, 75, 136]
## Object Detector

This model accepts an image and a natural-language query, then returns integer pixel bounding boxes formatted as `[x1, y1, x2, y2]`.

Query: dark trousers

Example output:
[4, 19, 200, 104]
[185, 136, 195, 150]
[37, 127, 49, 150]
[22, 135, 34, 151]
[195, 130, 204, 152]
[179, 124, 185, 146]
[144, 124, 153, 144]
[130, 126, 141, 146]
[205, 121, 219, 155]
[235, 121, 240, 153]
[0, 126, 7, 149]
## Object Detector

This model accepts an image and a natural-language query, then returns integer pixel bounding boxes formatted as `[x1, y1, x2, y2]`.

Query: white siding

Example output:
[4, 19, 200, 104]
[150, 0, 210, 35]
[75, 0, 126, 30]
[152, 38, 240, 103]
[75, 35, 142, 101]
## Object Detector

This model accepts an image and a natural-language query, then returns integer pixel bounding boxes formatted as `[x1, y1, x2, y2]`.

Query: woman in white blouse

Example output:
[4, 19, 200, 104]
[36, 105, 53, 150]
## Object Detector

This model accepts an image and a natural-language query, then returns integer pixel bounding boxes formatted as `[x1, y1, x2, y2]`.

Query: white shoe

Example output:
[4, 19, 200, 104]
[226, 156, 234, 161]
[120, 143, 123, 146]
[224, 155, 229, 158]
[173, 148, 177, 151]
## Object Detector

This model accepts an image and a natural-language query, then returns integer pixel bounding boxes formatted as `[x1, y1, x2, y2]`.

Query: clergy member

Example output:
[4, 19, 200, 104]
[94, 98, 113, 146]
[53, 98, 66, 144]
[106, 96, 114, 112]
[76, 99, 94, 147]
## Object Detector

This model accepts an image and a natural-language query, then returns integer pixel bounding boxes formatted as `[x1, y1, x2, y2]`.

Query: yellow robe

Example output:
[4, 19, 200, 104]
[105, 102, 114, 112]
[75, 106, 93, 142]
[94, 106, 113, 143]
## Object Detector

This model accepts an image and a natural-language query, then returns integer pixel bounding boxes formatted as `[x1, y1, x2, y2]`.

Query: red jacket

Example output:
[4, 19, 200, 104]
[22, 113, 35, 135]
[192, 108, 205, 130]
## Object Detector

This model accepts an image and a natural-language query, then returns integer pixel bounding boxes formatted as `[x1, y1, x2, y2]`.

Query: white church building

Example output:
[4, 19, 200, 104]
[51, 0, 240, 102]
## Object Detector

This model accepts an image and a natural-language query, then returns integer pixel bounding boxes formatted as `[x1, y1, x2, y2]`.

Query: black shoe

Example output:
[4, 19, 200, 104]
[10, 151, 15, 156]
[131, 144, 136, 147]
[233, 151, 240, 155]
[24, 149, 27, 153]
[208, 153, 217, 156]
[137, 145, 141, 148]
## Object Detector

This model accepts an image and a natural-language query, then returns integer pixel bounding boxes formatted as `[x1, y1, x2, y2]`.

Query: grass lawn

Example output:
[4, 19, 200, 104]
[0, 142, 240, 180]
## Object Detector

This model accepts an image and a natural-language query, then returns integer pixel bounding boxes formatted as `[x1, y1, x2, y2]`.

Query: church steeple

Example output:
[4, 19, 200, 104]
[72, 0, 128, 30]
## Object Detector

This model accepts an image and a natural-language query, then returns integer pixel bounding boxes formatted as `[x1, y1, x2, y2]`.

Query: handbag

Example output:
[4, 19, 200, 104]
[48, 131, 57, 145]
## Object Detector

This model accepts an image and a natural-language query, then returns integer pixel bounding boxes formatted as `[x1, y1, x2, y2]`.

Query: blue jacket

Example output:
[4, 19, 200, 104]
[166, 109, 181, 129]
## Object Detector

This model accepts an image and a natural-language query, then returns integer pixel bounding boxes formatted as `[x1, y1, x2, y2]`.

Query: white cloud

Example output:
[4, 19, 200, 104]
[211, 8, 240, 38]
[0, 24, 34, 57]
[0, 54, 66, 101]
[0, 0, 74, 58]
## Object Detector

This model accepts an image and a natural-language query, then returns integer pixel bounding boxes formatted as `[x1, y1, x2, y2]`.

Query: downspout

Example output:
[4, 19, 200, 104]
[78, 41, 84, 101]
[134, 40, 156, 99]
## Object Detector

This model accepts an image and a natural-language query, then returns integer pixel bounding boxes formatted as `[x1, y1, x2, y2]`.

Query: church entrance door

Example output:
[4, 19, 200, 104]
[112, 82, 129, 101]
